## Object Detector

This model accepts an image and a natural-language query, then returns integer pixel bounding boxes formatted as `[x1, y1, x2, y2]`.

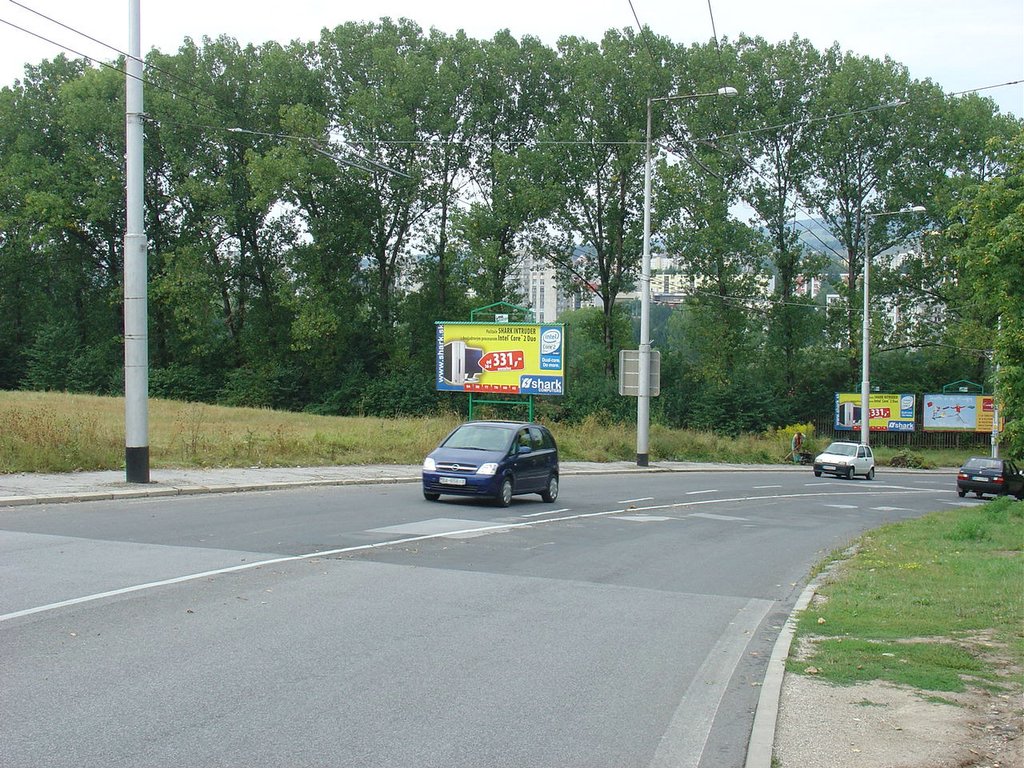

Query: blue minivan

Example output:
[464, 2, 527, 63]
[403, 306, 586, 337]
[422, 421, 559, 506]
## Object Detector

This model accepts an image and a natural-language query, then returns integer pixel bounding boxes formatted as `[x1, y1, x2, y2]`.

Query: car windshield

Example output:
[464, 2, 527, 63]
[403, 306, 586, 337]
[824, 442, 858, 457]
[443, 425, 514, 452]
[963, 457, 1001, 471]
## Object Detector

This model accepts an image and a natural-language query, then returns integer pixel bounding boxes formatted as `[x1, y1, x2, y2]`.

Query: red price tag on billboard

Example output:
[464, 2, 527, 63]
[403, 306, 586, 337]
[869, 408, 891, 419]
[479, 350, 525, 372]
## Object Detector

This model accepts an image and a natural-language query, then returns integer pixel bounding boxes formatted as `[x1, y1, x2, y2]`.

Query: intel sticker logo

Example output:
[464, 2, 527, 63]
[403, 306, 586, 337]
[540, 328, 562, 354]
[900, 394, 915, 418]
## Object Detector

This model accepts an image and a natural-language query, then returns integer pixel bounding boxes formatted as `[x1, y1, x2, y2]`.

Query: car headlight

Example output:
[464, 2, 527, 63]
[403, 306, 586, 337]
[477, 462, 498, 476]
[422, 457, 436, 471]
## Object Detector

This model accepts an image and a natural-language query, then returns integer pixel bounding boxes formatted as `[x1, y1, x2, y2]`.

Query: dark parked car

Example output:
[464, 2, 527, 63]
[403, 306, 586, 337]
[422, 421, 559, 506]
[956, 457, 1024, 499]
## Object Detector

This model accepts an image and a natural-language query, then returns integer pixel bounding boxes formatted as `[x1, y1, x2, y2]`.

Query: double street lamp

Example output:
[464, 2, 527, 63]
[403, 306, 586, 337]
[860, 206, 926, 447]
[637, 86, 737, 466]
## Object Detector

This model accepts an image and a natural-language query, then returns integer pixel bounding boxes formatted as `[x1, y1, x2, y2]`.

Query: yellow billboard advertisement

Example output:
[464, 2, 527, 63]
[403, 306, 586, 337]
[834, 392, 916, 432]
[435, 322, 564, 395]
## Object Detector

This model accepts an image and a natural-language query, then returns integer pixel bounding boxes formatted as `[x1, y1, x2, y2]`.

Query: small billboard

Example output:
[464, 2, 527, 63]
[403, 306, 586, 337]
[923, 394, 996, 432]
[435, 322, 564, 395]
[834, 392, 916, 432]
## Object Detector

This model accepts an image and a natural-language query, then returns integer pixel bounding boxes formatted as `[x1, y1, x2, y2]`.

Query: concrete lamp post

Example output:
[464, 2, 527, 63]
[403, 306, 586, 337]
[860, 205, 926, 447]
[637, 85, 737, 466]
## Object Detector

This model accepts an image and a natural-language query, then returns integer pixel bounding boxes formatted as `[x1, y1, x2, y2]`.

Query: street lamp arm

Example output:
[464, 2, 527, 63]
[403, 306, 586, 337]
[650, 86, 739, 106]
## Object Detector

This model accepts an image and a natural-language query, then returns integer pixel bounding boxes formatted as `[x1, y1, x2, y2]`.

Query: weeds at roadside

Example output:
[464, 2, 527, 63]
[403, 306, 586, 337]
[0, 403, 120, 472]
[173, 403, 208, 461]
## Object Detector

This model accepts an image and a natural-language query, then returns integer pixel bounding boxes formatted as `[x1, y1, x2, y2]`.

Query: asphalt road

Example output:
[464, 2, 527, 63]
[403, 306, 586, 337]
[0, 469, 959, 767]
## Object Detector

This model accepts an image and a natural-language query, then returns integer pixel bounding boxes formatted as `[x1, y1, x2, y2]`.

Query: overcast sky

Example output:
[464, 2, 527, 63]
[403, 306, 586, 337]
[1, 0, 1021, 117]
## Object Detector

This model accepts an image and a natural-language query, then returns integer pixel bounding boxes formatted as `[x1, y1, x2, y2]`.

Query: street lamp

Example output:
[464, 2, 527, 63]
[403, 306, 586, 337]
[637, 86, 737, 466]
[860, 205, 926, 447]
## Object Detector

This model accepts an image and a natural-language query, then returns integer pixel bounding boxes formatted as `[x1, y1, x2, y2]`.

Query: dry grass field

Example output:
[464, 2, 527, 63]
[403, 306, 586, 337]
[0, 390, 963, 473]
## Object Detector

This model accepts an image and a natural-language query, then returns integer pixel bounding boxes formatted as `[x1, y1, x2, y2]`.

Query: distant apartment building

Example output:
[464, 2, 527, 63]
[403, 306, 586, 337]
[514, 253, 587, 323]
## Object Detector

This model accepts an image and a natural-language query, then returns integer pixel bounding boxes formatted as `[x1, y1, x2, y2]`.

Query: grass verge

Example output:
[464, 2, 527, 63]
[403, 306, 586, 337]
[789, 497, 1024, 694]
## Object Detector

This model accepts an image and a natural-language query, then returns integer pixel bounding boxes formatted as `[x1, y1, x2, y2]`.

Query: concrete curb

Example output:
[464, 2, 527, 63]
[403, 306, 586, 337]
[744, 579, 819, 768]
[0, 476, 426, 507]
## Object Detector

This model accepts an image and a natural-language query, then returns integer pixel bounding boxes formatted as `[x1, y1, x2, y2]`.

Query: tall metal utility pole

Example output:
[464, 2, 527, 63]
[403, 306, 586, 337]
[992, 316, 1001, 459]
[860, 206, 925, 447]
[124, 0, 149, 482]
[637, 86, 737, 466]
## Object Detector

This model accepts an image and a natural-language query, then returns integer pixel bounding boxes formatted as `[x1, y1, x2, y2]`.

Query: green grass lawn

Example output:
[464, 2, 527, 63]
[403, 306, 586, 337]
[791, 496, 1024, 693]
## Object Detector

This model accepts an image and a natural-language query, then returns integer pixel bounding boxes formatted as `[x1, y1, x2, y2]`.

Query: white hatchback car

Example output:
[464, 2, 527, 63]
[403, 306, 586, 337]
[813, 441, 875, 480]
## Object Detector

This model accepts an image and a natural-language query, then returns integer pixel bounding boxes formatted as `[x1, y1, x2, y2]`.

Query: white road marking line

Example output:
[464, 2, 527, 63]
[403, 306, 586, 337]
[618, 496, 654, 504]
[611, 515, 675, 522]
[647, 598, 774, 768]
[824, 504, 858, 509]
[753, 485, 782, 489]
[1, 488, 934, 623]
[686, 489, 717, 495]
[368, 518, 494, 536]
[687, 512, 749, 522]
[521, 508, 571, 518]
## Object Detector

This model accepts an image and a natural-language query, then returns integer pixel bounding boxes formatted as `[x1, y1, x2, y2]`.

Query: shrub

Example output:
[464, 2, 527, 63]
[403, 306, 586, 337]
[888, 449, 929, 469]
[218, 363, 305, 411]
[150, 363, 221, 403]
[357, 372, 440, 417]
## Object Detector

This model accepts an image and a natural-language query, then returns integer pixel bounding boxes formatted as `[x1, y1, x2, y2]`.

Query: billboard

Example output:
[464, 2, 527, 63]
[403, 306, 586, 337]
[923, 394, 996, 432]
[834, 392, 916, 432]
[435, 322, 564, 395]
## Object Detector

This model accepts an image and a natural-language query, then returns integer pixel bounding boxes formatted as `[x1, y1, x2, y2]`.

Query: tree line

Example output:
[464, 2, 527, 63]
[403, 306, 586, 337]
[0, 20, 1020, 451]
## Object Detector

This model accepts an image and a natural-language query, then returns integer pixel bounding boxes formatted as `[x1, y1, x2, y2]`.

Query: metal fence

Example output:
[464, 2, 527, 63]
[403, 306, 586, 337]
[811, 415, 994, 451]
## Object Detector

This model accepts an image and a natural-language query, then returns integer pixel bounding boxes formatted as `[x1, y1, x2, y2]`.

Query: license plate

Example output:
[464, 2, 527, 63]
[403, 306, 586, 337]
[440, 477, 466, 486]
[972, 476, 987, 482]
[823, 465, 836, 471]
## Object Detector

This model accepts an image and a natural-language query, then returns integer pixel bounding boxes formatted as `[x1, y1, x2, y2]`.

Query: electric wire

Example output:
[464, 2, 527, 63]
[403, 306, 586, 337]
[3, 7, 1014, 157]
[7, 0, 254, 126]
[706, 0, 728, 82]
[1, 3, 407, 177]
[626, 0, 660, 66]
[0, 12, 247, 130]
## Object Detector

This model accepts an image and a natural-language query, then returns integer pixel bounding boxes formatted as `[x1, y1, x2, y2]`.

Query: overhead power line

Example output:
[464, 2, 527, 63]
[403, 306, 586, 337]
[0, 5, 410, 178]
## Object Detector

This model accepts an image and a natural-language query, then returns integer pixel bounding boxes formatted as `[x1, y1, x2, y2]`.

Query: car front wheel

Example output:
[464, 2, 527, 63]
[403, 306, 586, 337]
[541, 474, 559, 503]
[424, 491, 440, 501]
[497, 477, 513, 507]
[813, 469, 821, 477]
